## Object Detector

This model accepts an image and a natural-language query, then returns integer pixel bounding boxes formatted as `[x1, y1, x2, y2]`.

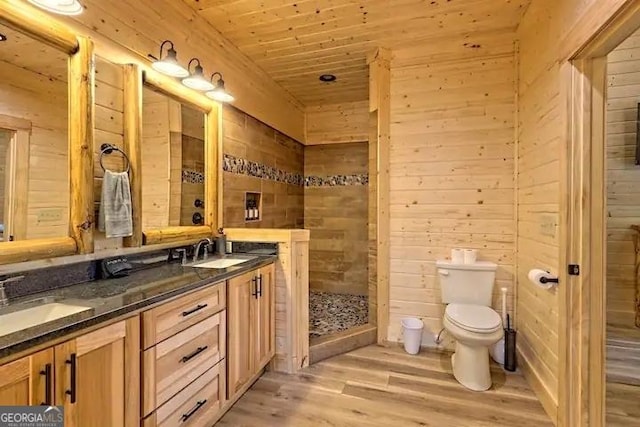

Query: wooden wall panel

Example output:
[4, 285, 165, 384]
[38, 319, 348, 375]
[0, 131, 8, 236]
[606, 29, 640, 331]
[305, 101, 369, 145]
[515, 0, 629, 422]
[94, 57, 125, 251]
[141, 88, 172, 231]
[59, 0, 305, 142]
[304, 143, 368, 295]
[387, 34, 516, 350]
[222, 105, 304, 229]
[0, 49, 68, 241]
[516, 2, 562, 418]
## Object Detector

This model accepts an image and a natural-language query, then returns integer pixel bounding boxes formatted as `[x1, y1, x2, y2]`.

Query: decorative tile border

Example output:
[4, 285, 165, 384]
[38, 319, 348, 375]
[304, 174, 368, 187]
[223, 154, 304, 186]
[222, 153, 368, 187]
[182, 169, 204, 184]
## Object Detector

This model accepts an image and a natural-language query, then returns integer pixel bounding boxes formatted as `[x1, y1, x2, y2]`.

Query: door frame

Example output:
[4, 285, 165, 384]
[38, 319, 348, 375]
[563, 1, 640, 425]
[0, 115, 31, 241]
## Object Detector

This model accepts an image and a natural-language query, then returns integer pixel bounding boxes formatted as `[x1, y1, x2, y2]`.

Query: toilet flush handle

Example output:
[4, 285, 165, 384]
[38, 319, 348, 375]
[438, 269, 450, 276]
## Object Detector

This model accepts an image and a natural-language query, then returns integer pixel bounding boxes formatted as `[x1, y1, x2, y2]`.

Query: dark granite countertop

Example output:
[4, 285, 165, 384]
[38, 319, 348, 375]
[0, 255, 276, 360]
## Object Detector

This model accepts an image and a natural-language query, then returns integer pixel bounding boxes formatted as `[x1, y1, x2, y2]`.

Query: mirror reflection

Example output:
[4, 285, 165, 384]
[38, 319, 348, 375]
[141, 86, 206, 230]
[0, 24, 69, 242]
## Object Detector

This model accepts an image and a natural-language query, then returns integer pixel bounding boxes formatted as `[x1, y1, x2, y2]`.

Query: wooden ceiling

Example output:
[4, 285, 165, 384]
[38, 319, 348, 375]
[181, 0, 530, 106]
[0, 23, 68, 82]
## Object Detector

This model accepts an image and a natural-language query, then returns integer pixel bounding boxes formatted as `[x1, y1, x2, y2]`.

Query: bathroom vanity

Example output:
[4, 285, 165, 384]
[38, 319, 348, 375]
[0, 254, 276, 426]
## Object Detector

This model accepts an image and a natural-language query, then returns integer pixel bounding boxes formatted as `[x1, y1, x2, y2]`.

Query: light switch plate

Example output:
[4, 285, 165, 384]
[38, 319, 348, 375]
[540, 214, 558, 238]
[37, 208, 64, 223]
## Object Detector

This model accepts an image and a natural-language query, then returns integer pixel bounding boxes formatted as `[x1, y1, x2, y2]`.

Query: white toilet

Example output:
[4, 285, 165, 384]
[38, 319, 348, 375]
[436, 259, 503, 391]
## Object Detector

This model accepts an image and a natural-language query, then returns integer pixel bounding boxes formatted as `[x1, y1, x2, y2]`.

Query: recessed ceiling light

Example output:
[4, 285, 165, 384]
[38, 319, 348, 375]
[319, 74, 337, 82]
[0, 34, 6, 42]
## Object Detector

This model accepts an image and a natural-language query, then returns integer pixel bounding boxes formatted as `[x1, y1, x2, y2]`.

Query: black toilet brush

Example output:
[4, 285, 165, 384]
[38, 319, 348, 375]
[504, 314, 517, 372]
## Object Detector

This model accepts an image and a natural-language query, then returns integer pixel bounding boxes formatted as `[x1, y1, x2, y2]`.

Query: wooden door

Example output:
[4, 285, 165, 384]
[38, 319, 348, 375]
[0, 348, 54, 406]
[55, 317, 140, 427]
[254, 264, 275, 369]
[227, 269, 255, 398]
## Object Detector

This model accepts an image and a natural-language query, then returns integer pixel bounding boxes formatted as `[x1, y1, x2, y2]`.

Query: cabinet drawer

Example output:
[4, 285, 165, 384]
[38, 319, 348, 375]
[143, 312, 226, 416]
[144, 361, 225, 427]
[143, 282, 225, 349]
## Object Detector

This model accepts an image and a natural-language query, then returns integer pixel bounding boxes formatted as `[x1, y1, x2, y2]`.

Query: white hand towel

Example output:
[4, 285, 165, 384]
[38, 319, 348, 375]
[99, 170, 133, 238]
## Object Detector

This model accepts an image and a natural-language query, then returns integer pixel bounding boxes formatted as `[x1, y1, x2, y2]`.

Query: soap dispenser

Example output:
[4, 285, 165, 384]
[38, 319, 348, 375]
[215, 228, 226, 256]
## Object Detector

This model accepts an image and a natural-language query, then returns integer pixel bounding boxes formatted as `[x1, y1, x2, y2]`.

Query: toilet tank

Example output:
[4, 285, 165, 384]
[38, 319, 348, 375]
[436, 260, 497, 306]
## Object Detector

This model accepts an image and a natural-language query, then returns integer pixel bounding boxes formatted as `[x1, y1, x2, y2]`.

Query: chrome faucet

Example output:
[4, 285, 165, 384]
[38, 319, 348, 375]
[0, 275, 24, 307]
[193, 238, 213, 263]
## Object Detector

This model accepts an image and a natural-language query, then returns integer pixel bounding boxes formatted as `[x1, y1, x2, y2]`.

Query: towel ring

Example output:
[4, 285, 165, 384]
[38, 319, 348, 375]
[100, 143, 131, 174]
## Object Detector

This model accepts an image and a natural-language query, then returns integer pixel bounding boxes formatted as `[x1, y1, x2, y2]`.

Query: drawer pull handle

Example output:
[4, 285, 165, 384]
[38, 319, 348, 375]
[257, 274, 263, 297]
[39, 363, 52, 406]
[181, 399, 207, 422]
[180, 346, 208, 363]
[182, 303, 208, 317]
[65, 353, 77, 404]
[251, 277, 258, 298]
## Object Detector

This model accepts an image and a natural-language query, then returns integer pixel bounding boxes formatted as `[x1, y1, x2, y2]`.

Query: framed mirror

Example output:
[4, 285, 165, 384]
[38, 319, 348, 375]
[0, 2, 94, 265]
[126, 68, 219, 246]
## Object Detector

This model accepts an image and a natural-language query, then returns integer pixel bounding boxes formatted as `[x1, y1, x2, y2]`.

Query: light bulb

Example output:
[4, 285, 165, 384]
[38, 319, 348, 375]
[152, 60, 189, 78]
[182, 75, 215, 91]
[206, 89, 235, 103]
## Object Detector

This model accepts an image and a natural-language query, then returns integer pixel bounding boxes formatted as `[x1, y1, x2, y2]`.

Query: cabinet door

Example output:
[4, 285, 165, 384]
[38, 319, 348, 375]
[0, 348, 54, 406]
[227, 269, 255, 398]
[55, 317, 140, 427]
[254, 263, 275, 369]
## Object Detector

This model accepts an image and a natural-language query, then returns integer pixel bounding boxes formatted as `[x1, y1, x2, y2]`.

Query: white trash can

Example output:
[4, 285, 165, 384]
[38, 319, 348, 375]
[401, 317, 424, 355]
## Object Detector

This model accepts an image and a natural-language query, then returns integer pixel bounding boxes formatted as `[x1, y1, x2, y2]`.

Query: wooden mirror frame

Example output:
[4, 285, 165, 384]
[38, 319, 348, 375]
[125, 66, 220, 246]
[0, 1, 94, 265]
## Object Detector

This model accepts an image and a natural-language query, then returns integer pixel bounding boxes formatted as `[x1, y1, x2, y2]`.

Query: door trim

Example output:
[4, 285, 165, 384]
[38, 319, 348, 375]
[563, 2, 640, 425]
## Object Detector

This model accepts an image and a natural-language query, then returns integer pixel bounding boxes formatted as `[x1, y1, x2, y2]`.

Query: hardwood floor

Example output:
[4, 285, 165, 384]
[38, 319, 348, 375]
[217, 345, 552, 426]
[606, 326, 640, 426]
[607, 382, 640, 426]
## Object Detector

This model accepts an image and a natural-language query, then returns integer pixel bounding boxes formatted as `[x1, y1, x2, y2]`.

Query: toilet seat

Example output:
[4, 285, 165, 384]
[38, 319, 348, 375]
[445, 304, 502, 334]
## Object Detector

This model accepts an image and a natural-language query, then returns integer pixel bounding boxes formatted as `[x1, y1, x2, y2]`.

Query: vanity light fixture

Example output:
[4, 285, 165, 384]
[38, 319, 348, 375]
[28, 0, 83, 15]
[149, 40, 189, 78]
[206, 72, 235, 103]
[182, 58, 215, 91]
[0, 34, 6, 42]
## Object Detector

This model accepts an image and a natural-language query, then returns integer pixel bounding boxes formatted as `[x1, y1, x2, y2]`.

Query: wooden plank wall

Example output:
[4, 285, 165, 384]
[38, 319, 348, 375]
[606, 29, 640, 331]
[304, 143, 369, 295]
[141, 88, 172, 231]
[305, 101, 369, 145]
[222, 105, 304, 229]
[387, 32, 517, 348]
[94, 57, 125, 251]
[60, 0, 305, 142]
[515, 0, 628, 421]
[0, 130, 8, 235]
[0, 48, 68, 240]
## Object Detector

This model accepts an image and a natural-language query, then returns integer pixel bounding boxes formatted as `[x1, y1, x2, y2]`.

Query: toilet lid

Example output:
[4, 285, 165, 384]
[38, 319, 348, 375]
[445, 304, 502, 332]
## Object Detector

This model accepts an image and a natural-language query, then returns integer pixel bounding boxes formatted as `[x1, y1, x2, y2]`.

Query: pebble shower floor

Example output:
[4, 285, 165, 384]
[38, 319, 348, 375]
[309, 290, 368, 339]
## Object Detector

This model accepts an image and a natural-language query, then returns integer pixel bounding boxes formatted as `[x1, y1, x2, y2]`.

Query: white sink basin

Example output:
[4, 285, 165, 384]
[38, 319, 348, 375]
[0, 303, 91, 337]
[192, 257, 255, 269]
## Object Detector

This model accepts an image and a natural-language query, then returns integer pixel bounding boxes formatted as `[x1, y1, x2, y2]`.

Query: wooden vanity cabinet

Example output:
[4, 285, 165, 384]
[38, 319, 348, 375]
[0, 348, 54, 406]
[54, 317, 140, 427]
[0, 317, 139, 427]
[227, 264, 275, 400]
[142, 281, 227, 425]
